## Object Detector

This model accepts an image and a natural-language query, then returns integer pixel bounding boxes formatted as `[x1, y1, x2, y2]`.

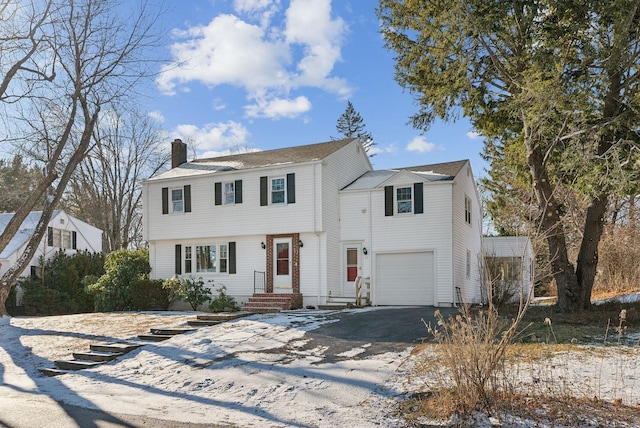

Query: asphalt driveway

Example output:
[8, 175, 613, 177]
[289, 306, 460, 363]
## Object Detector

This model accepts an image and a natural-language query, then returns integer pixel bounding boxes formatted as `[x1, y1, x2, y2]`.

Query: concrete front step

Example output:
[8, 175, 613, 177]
[90, 342, 143, 354]
[72, 350, 123, 362]
[54, 359, 103, 371]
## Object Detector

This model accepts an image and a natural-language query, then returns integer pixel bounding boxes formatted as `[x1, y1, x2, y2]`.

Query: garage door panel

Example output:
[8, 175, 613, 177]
[376, 252, 434, 305]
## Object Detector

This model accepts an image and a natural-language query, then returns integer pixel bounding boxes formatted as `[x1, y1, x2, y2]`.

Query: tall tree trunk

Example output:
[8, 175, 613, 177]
[526, 135, 581, 311]
[575, 194, 609, 310]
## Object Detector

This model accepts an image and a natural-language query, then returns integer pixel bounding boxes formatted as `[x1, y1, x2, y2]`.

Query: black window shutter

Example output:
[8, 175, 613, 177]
[229, 241, 236, 274]
[47, 227, 54, 246]
[287, 173, 295, 204]
[162, 187, 169, 214]
[235, 180, 243, 204]
[184, 185, 191, 212]
[72, 231, 77, 249]
[414, 182, 424, 214]
[214, 182, 222, 205]
[384, 186, 394, 216]
[175, 244, 182, 275]
[260, 176, 268, 206]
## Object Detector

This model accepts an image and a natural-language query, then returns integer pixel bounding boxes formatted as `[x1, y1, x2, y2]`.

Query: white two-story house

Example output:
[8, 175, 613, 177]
[142, 138, 483, 310]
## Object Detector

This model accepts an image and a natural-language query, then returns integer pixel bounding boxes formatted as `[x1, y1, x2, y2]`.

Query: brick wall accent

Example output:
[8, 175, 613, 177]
[266, 233, 300, 294]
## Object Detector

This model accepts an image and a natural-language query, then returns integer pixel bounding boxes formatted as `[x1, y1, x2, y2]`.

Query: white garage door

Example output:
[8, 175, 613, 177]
[376, 251, 434, 305]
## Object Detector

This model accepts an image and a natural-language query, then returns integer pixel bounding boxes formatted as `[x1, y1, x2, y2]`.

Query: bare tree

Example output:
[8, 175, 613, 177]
[65, 108, 169, 252]
[0, 0, 162, 316]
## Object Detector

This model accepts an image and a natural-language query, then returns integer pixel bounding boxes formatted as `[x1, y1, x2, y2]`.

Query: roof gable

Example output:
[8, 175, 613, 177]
[0, 210, 61, 259]
[342, 159, 469, 191]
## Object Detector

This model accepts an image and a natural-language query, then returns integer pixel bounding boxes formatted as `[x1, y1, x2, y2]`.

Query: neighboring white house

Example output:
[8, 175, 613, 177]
[143, 138, 485, 309]
[0, 210, 103, 304]
[0, 210, 103, 278]
[482, 236, 535, 303]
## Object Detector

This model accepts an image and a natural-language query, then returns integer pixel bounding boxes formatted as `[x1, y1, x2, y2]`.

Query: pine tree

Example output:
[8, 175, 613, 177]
[334, 101, 375, 154]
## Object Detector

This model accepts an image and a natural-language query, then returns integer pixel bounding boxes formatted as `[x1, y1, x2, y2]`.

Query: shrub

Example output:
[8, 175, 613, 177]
[162, 276, 212, 310]
[209, 285, 239, 312]
[86, 248, 150, 312]
[19, 251, 103, 315]
[424, 302, 528, 419]
[131, 278, 171, 311]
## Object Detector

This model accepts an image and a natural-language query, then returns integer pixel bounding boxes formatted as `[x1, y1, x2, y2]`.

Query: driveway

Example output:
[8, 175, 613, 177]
[283, 306, 459, 363]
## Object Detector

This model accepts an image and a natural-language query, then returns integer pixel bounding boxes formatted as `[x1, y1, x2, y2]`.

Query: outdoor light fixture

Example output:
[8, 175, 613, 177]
[363, 247, 368, 255]
[299, 240, 303, 248]
[261, 241, 266, 249]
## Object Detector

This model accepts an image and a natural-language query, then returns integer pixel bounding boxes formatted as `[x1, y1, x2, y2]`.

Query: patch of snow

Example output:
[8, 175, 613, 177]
[594, 292, 640, 305]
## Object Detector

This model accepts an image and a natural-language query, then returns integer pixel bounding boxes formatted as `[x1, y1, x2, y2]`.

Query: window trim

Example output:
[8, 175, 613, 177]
[271, 176, 286, 205]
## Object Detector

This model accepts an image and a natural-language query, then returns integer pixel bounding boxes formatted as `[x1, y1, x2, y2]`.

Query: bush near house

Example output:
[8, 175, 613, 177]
[20, 251, 104, 315]
[162, 276, 212, 311]
[87, 248, 169, 312]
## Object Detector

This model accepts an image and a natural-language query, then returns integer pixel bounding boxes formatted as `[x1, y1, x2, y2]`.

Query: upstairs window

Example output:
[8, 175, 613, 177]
[162, 185, 191, 214]
[396, 186, 413, 213]
[224, 182, 235, 204]
[465, 196, 472, 225]
[261, 174, 295, 206]
[271, 177, 285, 204]
[215, 180, 242, 206]
[385, 183, 423, 216]
[171, 188, 184, 213]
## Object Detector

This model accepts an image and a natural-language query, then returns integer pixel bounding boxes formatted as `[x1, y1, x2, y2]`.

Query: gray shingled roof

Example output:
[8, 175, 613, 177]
[150, 138, 357, 181]
[397, 159, 468, 179]
[342, 160, 469, 191]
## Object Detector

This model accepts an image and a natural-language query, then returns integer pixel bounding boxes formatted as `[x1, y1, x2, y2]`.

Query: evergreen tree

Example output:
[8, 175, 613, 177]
[334, 101, 375, 154]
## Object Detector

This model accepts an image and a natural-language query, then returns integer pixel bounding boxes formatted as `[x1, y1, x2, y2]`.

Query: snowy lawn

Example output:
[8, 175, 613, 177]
[1, 299, 639, 427]
[0, 309, 410, 427]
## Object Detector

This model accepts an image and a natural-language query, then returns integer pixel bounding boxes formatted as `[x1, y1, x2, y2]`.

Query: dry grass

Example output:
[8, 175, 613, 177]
[396, 297, 640, 426]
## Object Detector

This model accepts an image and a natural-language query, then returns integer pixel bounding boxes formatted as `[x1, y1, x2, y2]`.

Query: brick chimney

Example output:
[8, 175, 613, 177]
[171, 138, 187, 168]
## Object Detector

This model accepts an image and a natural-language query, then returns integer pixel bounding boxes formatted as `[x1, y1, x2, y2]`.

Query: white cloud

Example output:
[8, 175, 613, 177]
[466, 131, 482, 139]
[173, 121, 250, 153]
[157, 1, 350, 119]
[245, 95, 311, 119]
[406, 136, 436, 153]
[148, 110, 165, 123]
[157, 14, 289, 95]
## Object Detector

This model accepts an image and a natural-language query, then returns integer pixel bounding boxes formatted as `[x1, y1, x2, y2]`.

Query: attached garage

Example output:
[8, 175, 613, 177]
[375, 251, 435, 305]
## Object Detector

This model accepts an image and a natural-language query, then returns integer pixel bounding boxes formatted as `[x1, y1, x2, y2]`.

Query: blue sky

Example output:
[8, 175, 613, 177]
[144, 0, 485, 174]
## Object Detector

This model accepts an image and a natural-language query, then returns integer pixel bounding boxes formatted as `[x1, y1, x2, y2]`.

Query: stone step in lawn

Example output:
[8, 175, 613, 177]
[196, 312, 252, 321]
[39, 367, 70, 377]
[72, 350, 123, 362]
[90, 342, 143, 354]
[138, 334, 174, 342]
[150, 327, 196, 336]
[54, 359, 103, 371]
[187, 319, 223, 327]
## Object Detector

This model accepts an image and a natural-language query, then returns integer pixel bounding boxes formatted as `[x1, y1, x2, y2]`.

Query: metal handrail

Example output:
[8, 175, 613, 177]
[254, 270, 266, 293]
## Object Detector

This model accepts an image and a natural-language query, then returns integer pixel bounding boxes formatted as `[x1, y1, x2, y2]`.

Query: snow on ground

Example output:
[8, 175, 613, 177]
[0, 310, 409, 427]
[1, 295, 638, 427]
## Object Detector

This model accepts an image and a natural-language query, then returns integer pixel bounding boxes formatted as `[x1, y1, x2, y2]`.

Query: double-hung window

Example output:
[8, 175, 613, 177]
[260, 174, 295, 206]
[396, 186, 413, 213]
[219, 244, 228, 273]
[185, 246, 192, 274]
[465, 196, 472, 225]
[171, 188, 184, 213]
[224, 182, 235, 205]
[271, 177, 285, 204]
